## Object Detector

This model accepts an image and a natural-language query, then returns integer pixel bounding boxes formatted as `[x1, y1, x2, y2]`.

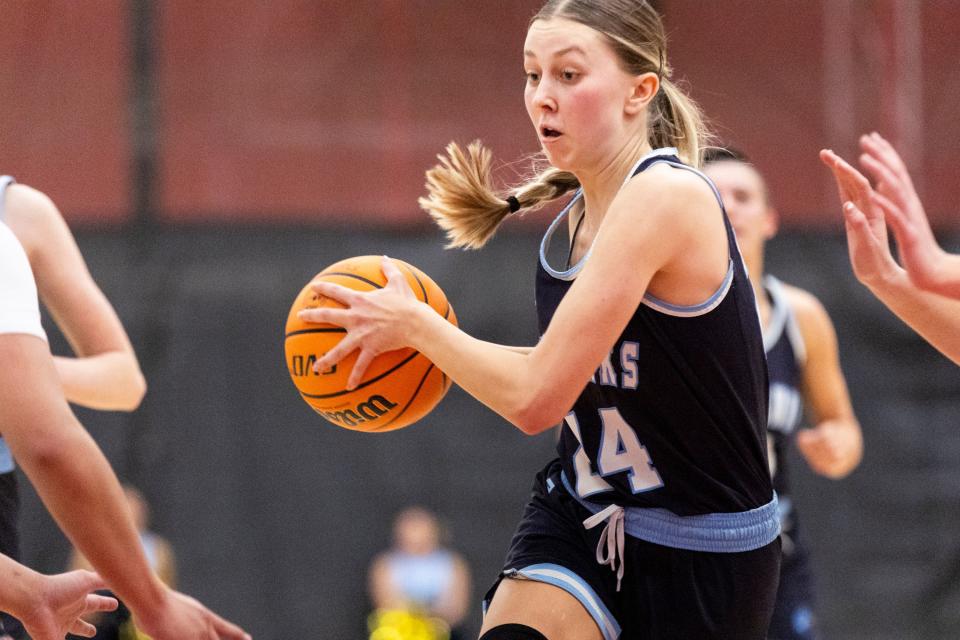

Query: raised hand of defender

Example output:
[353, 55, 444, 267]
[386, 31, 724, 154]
[857, 132, 960, 297]
[820, 148, 902, 288]
[300, 256, 419, 389]
[21, 570, 117, 640]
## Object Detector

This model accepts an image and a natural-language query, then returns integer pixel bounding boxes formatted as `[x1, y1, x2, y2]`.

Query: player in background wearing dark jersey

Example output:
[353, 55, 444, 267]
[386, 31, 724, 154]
[299, 1, 780, 638]
[704, 149, 863, 640]
[821, 135, 960, 364]
[0, 176, 146, 639]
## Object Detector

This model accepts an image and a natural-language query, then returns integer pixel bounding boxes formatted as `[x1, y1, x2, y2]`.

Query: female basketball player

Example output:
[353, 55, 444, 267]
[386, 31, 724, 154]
[704, 149, 862, 640]
[0, 557, 117, 639]
[0, 176, 146, 638]
[821, 141, 960, 365]
[0, 205, 249, 639]
[301, 2, 780, 638]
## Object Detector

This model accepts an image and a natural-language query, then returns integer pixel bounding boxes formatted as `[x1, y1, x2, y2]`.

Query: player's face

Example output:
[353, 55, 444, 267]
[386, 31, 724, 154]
[523, 18, 640, 173]
[704, 160, 777, 252]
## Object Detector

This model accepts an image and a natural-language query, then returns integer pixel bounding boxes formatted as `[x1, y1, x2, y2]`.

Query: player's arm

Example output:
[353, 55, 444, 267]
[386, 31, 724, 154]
[785, 286, 862, 479]
[0, 332, 167, 618]
[821, 149, 960, 364]
[307, 168, 719, 434]
[5, 184, 146, 411]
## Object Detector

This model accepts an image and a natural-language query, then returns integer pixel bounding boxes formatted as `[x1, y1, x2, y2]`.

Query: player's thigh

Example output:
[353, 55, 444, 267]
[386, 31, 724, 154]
[481, 577, 603, 640]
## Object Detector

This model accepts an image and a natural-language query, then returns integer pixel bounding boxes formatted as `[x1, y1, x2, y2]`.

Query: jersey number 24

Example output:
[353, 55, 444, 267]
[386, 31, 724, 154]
[565, 407, 664, 497]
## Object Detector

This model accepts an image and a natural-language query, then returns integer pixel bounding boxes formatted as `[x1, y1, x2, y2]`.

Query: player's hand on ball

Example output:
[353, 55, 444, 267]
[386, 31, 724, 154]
[300, 256, 419, 389]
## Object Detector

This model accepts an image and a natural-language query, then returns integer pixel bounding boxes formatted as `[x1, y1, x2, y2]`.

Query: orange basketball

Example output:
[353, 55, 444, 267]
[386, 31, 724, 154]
[284, 256, 457, 432]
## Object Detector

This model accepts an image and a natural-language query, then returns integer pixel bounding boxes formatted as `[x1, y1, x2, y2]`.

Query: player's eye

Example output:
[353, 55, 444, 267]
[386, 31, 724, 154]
[525, 71, 541, 84]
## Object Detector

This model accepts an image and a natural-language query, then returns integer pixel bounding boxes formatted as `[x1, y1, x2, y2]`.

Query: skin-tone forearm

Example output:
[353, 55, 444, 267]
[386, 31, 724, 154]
[53, 352, 146, 411]
[0, 337, 167, 620]
[862, 267, 960, 365]
[6, 183, 147, 412]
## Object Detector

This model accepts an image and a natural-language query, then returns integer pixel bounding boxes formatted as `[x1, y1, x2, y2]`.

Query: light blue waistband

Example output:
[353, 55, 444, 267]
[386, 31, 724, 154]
[0, 438, 14, 473]
[560, 471, 780, 553]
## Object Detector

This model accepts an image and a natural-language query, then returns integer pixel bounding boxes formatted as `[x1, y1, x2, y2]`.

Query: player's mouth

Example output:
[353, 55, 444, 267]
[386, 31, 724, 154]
[540, 125, 563, 142]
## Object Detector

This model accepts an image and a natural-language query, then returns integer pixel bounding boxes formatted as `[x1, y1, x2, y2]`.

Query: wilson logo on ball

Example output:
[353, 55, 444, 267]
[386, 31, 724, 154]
[312, 395, 398, 427]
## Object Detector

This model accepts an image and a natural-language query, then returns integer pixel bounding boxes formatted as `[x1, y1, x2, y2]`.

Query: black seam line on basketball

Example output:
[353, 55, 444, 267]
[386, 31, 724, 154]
[373, 363, 435, 432]
[284, 327, 346, 338]
[321, 272, 383, 289]
[400, 263, 429, 304]
[298, 350, 420, 399]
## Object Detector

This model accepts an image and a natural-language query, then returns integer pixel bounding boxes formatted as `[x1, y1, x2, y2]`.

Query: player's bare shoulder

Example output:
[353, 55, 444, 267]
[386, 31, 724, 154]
[780, 282, 836, 345]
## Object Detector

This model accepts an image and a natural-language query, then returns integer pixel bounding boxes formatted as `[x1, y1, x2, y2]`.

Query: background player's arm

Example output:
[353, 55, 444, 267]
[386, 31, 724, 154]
[308, 167, 722, 434]
[0, 334, 250, 640]
[5, 184, 146, 411]
[785, 286, 863, 478]
[821, 149, 960, 365]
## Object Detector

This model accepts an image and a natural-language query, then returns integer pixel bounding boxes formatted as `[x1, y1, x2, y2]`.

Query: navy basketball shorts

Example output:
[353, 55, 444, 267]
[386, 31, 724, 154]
[768, 531, 817, 640]
[484, 460, 781, 640]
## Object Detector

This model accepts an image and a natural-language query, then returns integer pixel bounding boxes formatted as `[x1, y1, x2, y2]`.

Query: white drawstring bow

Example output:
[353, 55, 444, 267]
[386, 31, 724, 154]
[583, 504, 626, 591]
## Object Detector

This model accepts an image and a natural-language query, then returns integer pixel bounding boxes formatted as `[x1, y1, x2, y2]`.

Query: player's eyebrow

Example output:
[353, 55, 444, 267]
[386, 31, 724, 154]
[524, 45, 587, 59]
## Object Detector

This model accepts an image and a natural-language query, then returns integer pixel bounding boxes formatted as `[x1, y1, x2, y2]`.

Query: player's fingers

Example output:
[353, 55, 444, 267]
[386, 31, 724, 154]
[862, 132, 913, 183]
[382, 257, 414, 297]
[310, 281, 361, 305]
[347, 350, 377, 390]
[870, 192, 913, 242]
[822, 150, 870, 203]
[206, 608, 252, 640]
[298, 307, 350, 327]
[859, 153, 910, 211]
[313, 335, 358, 373]
[85, 593, 119, 614]
[68, 619, 98, 638]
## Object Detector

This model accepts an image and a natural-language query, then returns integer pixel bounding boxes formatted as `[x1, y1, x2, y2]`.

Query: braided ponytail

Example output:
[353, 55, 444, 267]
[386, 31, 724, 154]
[419, 141, 580, 249]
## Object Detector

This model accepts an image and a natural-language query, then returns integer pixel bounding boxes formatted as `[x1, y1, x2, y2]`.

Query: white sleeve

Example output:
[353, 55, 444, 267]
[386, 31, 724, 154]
[0, 221, 46, 341]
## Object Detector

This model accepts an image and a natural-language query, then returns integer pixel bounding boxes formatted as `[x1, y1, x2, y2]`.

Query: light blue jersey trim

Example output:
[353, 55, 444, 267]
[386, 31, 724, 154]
[561, 471, 780, 553]
[642, 261, 734, 317]
[635, 159, 738, 317]
[0, 176, 15, 221]
[509, 563, 621, 640]
[539, 148, 679, 281]
[0, 438, 14, 473]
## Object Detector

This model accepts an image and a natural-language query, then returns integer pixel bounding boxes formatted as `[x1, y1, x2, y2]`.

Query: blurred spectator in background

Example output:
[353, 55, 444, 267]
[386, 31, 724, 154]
[67, 485, 177, 640]
[368, 506, 471, 640]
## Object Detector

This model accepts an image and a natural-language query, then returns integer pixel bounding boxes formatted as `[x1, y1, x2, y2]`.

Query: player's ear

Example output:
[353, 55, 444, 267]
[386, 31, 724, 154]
[625, 72, 659, 116]
[763, 207, 780, 240]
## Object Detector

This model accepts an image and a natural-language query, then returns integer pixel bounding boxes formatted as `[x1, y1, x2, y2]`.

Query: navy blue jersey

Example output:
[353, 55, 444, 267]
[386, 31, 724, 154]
[535, 148, 772, 515]
[762, 275, 806, 537]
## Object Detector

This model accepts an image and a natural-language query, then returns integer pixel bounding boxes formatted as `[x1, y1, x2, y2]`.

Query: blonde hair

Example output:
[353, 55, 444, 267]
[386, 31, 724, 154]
[420, 0, 710, 249]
